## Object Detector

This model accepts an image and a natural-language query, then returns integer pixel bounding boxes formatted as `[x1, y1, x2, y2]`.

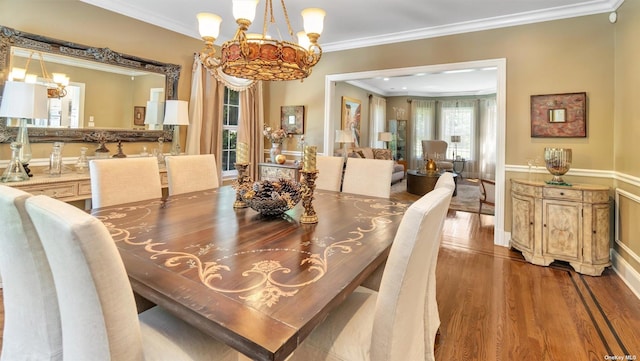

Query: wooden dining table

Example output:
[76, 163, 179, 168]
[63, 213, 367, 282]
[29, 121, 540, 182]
[92, 185, 410, 361]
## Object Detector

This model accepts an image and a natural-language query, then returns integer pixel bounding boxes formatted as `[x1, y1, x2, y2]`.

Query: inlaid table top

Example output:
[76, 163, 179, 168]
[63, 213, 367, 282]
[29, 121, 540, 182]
[92, 186, 410, 361]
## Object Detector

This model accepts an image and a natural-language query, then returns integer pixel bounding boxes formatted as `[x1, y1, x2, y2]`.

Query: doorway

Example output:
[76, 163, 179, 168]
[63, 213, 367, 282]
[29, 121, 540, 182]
[322, 58, 507, 246]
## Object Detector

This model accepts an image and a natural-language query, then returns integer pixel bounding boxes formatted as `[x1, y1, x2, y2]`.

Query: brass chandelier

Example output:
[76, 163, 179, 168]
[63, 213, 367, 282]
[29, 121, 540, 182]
[197, 0, 325, 81]
[9, 50, 69, 98]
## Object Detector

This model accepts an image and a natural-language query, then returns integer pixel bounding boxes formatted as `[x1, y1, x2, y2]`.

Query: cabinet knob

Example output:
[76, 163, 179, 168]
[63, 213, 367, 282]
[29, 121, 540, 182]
[560, 192, 565, 196]
[543, 224, 547, 227]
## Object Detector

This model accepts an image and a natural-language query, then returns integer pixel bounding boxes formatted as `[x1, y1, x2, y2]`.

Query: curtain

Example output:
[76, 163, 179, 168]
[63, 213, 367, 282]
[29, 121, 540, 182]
[478, 98, 497, 180]
[187, 54, 261, 179]
[368, 95, 386, 148]
[410, 99, 436, 169]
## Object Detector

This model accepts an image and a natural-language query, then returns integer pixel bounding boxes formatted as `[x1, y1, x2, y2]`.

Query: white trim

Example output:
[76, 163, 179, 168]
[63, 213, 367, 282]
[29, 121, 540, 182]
[611, 249, 640, 300]
[325, 58, 507, 247]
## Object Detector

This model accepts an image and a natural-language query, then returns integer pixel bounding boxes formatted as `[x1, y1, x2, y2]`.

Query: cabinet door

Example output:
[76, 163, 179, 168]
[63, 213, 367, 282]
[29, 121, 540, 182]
[591, 203, 611, 264]
[542, 199, 582, 262]
[511, 193, 535, 253]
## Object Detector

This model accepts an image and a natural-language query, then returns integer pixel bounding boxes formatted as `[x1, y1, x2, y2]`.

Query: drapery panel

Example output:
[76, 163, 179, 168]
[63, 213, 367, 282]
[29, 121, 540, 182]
[368, 95, 387, 148]
[187, 54, 262, 180]
[410, 99, 436, 170]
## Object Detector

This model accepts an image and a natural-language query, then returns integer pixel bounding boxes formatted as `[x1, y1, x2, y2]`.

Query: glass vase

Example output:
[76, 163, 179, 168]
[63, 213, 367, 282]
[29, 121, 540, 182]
[270, 143, 282, 163]
[1, 142, 29, 182]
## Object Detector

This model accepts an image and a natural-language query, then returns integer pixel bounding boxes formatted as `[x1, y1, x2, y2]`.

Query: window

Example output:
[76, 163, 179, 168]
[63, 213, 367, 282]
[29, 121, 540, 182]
[440, 101, 475, 160]
[221, 87, 240, 176]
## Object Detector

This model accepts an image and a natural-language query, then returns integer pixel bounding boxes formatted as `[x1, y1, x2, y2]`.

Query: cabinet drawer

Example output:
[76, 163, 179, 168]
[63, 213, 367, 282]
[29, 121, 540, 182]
[21, 183, 77, 200]
[583, 190, 609, 204]
[542, 187, 582, 201]
[511, 181, 535, 196]
[78, 180, 92, 196]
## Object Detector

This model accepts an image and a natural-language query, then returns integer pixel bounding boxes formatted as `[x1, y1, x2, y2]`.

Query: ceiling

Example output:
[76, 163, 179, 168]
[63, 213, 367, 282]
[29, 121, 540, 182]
[79, 0, 621, 95]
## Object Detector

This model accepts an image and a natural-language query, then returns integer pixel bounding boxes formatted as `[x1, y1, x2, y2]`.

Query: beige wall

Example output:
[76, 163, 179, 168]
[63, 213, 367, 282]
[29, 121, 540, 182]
[614, 0, 640, 269]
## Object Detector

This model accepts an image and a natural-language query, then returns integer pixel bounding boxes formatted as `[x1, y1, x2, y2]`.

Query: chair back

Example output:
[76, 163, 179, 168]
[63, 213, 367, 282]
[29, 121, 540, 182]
[165, 154, 219, 195]
[434, 172, 456, 193]
[25, 195, 144, 361]
[342, 158, 393, 198]
[315, 156, 344, 192]
[421, 140, 448, 160]
[89, 157, 162, 208]
[0, 186, 62, 361]
[480, 179, 496, 204]
[371, 187, 453, 361]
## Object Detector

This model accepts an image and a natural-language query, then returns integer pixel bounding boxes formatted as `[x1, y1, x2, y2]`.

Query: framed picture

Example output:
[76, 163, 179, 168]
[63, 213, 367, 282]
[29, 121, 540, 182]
[531, 92, 586, 137]
[133, 106, 146, 126]
[341, 96, 362, 147]
[280, 105, 305, 135]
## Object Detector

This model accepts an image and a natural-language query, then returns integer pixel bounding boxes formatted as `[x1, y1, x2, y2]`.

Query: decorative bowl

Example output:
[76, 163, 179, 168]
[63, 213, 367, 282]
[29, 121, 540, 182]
[242, 179, 302, 216]
[544, 147, 572, 185]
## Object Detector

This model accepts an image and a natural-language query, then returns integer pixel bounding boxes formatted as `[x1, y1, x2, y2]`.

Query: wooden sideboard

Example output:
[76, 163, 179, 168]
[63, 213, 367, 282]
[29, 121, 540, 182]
[510, 179, 611, 276]
[4, 167, 168, 209]
[259, 162, 301, 182]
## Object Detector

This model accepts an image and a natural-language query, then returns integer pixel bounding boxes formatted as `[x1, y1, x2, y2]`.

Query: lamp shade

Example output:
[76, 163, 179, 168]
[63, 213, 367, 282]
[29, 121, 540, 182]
[378, 132, 392, 142]
[451, 135, 461, 143]
[197, 12, 222, 38]
[163, 100, 189, 126]
[301, 8, 326, 35]
[0, 81, 48, 119]
[144, 101, 165, 125]
[335, 129, 354, 143]
[232, 0, 259, 22]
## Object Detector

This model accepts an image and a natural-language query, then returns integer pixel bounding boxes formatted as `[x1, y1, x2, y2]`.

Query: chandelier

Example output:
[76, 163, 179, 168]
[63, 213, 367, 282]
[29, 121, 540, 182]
[9, 50, 69, 98]
[197, 0, 325, 81]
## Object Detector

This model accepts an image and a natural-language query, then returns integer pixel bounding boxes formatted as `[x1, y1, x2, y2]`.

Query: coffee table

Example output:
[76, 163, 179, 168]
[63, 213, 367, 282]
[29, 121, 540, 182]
[406, 170, 457, 196]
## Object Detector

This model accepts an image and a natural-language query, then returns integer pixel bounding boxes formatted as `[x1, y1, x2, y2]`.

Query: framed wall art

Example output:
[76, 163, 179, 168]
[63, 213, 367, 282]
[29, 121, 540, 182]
[530, 92, 586, 137]
[133, 106, 146, 126]
[280, 105, 305, 135]
[341, 96, 362, 147]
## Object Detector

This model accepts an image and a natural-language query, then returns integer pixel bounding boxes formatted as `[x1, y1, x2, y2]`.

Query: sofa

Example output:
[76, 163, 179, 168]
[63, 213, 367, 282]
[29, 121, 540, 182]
[335, 147, 405, 184]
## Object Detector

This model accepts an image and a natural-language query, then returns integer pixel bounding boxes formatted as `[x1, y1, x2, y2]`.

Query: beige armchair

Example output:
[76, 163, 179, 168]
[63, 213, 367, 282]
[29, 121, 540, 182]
[421, 140, 453, 172]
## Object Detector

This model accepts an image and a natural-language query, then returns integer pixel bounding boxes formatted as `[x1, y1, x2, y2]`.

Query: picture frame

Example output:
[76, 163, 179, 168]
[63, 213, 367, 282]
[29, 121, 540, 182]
[133, 106, 146, 126]
[341, 96, 362, 146]
[531, 92, 586, 137]
[280, 105, 305, 135]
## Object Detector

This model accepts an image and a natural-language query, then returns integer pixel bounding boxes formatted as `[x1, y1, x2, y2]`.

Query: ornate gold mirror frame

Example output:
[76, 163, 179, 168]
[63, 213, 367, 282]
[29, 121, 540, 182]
[0, 25, 179, 143]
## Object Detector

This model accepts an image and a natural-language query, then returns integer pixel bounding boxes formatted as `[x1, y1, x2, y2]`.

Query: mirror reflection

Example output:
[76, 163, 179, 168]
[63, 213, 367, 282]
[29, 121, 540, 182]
[8, 47, 166, 130]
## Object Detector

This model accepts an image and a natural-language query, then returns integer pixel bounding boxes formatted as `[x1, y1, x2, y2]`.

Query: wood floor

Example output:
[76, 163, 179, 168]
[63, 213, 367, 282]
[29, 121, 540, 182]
[1, 210, 639, 360]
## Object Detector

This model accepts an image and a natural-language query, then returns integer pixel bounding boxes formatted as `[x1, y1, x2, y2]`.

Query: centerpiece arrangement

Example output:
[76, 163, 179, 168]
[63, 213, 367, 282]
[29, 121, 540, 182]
[263, 126, 290, 163]
[242, 178, 302, 216]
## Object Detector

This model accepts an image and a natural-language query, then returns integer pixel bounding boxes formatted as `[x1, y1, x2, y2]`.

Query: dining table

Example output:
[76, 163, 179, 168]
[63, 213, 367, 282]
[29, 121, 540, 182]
[91, 185, 410, 361]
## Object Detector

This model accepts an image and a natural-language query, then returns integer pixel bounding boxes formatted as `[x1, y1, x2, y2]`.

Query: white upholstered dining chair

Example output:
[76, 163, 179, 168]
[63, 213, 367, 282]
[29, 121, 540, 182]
[165, 154, 220, 195]
[24, 194, 238, 361]
[0, 185, 62, 361]
[89, 157, 162, 208]
[315, 155, 344, 192]
[288, 186, 454, 361]
[342, 158, 394, 198]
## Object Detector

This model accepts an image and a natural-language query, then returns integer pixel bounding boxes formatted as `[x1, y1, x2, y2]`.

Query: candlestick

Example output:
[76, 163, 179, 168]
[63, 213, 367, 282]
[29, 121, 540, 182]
[237, 142, 249, 164]
[303, 145, 317, 172]
[232, 162, 252, 208]
[300, 170, 319, 224]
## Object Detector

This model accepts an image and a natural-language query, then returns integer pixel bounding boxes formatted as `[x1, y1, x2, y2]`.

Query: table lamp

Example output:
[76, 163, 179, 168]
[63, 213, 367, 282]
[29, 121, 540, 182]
[0, 81, 48, 177]
[144, 100, 165, 130]
[163, 100, 190, 155]
[335, 129, 354, 161]
[378, 131, 392, 149]
[450, 135, 461, 159]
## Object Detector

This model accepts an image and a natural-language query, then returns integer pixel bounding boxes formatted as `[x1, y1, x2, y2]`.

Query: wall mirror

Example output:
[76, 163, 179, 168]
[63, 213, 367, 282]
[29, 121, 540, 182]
[0, 25, 180, 143]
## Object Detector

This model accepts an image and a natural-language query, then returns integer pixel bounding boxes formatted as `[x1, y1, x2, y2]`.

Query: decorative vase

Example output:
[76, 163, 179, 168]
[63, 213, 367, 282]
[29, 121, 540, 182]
[270, 143, 282, 163]
[544, 147, 572, 185]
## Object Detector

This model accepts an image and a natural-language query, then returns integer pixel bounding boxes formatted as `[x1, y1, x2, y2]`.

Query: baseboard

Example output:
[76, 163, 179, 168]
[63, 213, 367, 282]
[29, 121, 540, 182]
[611, 249, 640, 300]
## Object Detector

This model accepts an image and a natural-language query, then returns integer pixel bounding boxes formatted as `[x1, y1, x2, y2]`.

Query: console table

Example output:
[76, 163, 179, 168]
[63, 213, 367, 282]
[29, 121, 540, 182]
[510, 179, 611, 276]
[4, 166, 168, 209]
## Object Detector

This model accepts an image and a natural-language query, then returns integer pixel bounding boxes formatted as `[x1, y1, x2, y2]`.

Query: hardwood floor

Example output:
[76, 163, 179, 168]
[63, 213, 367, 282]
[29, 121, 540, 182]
[1, 210, 639, 360]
